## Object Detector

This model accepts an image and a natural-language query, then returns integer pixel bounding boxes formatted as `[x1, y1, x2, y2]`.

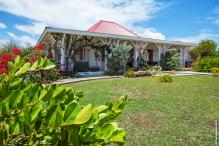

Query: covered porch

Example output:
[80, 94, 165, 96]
[38, 27, 196, 73]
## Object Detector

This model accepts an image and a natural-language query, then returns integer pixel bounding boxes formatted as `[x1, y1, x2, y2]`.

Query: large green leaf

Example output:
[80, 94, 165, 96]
[12, 122, 20, 135]
[45, 105, 63, 128]
[63, 101, 81, 125]
[23, 109, 31, 127]
[15, 62, 31, 76]
[96, 123, 115, 140]
[39, 86, 53, 102]
[31, 105, 43, 122]
[73, 104, 93, 125]
[42, 58, 56, 70]
[110, 129, 126, 143]
[9, 78, 23, 89]
[9, 90, 23, 109]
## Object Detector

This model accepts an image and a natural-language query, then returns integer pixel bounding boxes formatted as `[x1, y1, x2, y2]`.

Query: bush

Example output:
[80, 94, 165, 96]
[107, 43, 132, 74]
[191, 40, 217, 60]
[0, 55, 127, 145]
[124, 69, 136, 78]
[27, 68, 61, 83]
[159, 73, 173, 83]
[194, 57, 219, 72]
[211, 67, 219, 74]
[160, 52, 180, 70]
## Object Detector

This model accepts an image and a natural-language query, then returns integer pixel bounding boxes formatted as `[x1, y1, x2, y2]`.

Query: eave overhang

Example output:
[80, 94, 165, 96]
[37, 27, 198, 47]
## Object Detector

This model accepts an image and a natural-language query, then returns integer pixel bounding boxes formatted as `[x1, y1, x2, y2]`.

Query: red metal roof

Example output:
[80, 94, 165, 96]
[87, 20, 139, 37]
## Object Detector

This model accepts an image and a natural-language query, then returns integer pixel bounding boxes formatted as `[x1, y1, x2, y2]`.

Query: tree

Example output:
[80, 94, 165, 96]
[191, 40, 217, 60]
[107, 43, 132, 74]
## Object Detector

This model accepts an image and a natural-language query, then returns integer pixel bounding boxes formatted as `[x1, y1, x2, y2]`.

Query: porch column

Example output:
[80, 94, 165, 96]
[100, 38, 112, 71]
[51, 41, 55, 60]
[134, 48, 139, 68]
[60, 34, 66, 71]
[155, 43, 171, 66]
[180, 47, 185, 68]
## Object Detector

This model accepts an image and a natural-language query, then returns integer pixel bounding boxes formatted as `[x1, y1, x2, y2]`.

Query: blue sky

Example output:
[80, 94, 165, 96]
[0, 0, 219, 47]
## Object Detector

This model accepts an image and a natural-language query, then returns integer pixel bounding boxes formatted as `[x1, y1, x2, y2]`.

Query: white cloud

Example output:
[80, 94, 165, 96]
[170, 29, 219, 43]
[15, 22, 47, 36]
[135, 27, 165, 40]
[212, 5, 219, 26]
[0, 0, 169, 39]
[7, 32, 36, 47]
[0, 22, 6, 29]
[214, 19, 219, 25]
[0, 39, 8, 48]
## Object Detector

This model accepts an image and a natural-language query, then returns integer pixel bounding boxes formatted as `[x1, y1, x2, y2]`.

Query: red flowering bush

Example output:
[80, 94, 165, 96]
[0, 48, 22, 74]
[12, 48, 23, 55]
[2, 54, 13, 61]
[0, 46, 47, 74]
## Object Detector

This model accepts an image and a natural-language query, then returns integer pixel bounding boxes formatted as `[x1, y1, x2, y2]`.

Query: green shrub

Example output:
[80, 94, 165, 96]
[194, 57, 219, 72]
[0, 55, 127, 145]
[107, 43, 132, 74]
[124, 69, 136, 78]
[27, 68, 61, 83]
[211, 67, 219, 74]
[159, 73, 173, 83]
[160, 52, 180, 70]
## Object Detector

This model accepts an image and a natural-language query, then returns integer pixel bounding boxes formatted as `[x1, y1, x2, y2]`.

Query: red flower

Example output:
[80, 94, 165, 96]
[0, 57, 7, 68]
[2, 54, 13, 61]
[0, 68, 8, 74]
[12, 48, 23, 55]
[35, 45, 44, 50]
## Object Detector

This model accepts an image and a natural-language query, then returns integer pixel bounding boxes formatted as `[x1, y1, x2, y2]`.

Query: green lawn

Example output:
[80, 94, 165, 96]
[68, 75, 219, 146]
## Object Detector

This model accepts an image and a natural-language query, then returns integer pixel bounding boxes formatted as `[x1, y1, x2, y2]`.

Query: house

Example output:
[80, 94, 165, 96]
[37, 20, 197, 73]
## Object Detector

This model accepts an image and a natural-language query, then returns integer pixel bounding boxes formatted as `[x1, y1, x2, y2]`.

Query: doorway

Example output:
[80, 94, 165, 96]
[147, 50, 153, 64]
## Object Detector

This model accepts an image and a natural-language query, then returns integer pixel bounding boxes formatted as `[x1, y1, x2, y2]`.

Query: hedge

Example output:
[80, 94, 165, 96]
[194, 57, 219, 72]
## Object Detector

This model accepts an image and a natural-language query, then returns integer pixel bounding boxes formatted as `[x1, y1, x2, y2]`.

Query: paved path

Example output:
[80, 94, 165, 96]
[52, 71, 213, 85]
[160, 71, 213, 76]
[52, 76, 121, 85]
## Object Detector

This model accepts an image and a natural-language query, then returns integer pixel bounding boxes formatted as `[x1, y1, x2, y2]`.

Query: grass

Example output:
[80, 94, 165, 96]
[67, 75, 219, 146]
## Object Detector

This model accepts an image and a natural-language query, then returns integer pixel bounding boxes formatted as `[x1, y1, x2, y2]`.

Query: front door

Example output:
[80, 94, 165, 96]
[148, 50, 153, 64]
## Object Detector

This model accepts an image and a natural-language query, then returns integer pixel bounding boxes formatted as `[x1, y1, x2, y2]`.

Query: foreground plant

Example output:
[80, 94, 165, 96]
[0, 55, 127, 145]
[159, 73, 173, 83]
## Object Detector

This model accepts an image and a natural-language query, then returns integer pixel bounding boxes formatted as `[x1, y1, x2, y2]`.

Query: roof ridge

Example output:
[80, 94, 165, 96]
[87, 20, 139, 37]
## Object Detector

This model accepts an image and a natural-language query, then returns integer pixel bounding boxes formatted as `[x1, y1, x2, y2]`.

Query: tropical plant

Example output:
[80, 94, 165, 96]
[160, 52, 180, 70]
[159, 73, 173, 83]
[194, 57, 219, 72]
[0, 55, 127, 145]
[107, 43, 132, 74]
[191, 40, 217, 60]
